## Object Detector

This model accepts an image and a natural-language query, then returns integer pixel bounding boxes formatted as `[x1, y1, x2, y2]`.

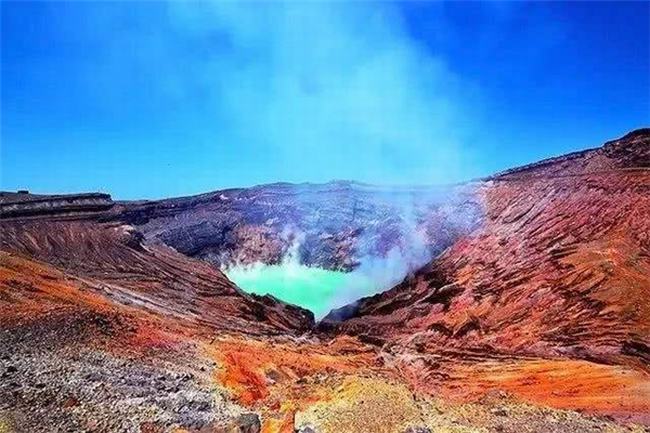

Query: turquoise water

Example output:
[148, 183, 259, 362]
[225, 262, 377, 318]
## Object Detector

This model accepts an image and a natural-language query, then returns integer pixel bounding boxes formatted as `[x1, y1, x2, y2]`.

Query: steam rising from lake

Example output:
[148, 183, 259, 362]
[225, 240, 428, 319]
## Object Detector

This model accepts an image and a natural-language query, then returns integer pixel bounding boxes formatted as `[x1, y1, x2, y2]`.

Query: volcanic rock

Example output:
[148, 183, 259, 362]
[330, 128, 650, 365]
[114, 181, 482, 272]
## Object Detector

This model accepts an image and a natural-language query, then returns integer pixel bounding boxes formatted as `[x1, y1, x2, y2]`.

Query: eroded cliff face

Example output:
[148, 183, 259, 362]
[328, 129, 650, 365]
[115, 181, 483, 272]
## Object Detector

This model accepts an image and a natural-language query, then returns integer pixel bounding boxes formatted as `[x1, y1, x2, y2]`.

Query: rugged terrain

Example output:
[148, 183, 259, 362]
[327, 129, 650, 362]
[115, 181, 481, 272]
[1, 129, 649, 433]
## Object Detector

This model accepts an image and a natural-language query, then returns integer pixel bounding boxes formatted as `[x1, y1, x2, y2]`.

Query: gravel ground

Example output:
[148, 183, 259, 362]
[0, 313, 251, 433]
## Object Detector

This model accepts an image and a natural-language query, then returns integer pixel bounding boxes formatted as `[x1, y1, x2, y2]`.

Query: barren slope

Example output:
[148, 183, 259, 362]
[0, 212, 313, 336]
[328, 129, 650, 366]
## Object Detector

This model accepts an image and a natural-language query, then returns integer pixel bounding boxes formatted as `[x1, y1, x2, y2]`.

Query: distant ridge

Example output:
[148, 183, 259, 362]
[0, 191, 114, 219]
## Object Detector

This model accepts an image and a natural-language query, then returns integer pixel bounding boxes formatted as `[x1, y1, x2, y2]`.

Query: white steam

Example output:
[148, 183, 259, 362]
[166, 1, 476, 185]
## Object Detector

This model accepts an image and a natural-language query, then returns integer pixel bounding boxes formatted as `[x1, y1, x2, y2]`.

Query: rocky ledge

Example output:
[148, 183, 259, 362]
[0, 192, 114, 220]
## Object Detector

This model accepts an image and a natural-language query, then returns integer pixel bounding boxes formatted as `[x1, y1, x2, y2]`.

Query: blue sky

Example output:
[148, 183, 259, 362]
[1, 1, 648, 199]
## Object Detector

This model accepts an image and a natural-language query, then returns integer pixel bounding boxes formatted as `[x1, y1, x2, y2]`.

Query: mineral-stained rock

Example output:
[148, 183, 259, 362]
[330, 128, 650, 365]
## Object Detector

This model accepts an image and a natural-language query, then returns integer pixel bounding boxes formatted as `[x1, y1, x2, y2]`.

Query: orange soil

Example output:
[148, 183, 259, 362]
[0, 251, 190, 356]
[0, 252, 114, 321]
[206, 336, 382, 432]
[207, 334, 650, 431]
[418, 358, 650, 424]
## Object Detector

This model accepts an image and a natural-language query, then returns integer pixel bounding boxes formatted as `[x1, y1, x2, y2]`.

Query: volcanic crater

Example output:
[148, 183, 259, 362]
[1, 129, 649, 433]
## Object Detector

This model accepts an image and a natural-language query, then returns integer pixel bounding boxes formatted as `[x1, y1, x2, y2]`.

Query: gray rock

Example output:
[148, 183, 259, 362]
[232, 413, 261, 433]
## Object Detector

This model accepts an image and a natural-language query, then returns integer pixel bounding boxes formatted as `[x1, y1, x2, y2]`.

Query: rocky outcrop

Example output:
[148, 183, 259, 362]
[0, 192, 113, 219]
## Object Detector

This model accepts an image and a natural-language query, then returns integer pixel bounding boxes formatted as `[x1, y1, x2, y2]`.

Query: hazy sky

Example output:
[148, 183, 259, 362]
[2, 1, 649, 199]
